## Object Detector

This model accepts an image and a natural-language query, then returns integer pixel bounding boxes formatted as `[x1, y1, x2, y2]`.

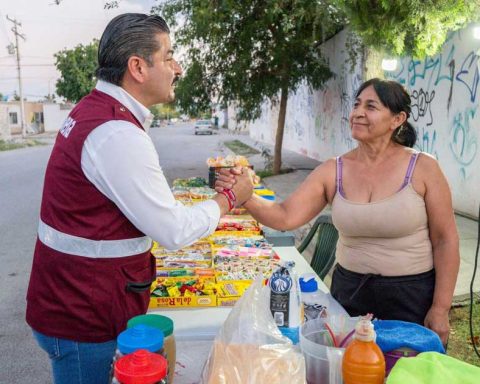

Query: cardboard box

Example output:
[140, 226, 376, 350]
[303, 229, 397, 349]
[149, 295, 216, 308]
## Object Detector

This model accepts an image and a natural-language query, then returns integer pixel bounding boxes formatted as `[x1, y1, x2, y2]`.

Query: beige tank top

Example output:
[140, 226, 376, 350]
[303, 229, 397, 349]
[331, 153, 433, 276]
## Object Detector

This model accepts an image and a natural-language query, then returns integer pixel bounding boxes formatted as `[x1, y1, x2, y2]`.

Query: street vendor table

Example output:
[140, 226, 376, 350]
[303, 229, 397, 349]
[150, 246, 328, 384]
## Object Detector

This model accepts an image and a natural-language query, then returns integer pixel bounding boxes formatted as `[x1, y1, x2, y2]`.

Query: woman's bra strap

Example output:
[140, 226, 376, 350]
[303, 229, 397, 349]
[399, 152, 420, 190]
[336, 156, 346, 197]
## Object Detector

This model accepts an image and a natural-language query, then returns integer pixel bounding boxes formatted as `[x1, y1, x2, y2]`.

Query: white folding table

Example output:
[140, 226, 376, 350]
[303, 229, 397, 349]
[149, 247, 327, 384]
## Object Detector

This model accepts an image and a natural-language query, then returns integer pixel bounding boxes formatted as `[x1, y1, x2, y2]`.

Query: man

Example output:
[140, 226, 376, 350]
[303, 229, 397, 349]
[26, 13, 253, 384]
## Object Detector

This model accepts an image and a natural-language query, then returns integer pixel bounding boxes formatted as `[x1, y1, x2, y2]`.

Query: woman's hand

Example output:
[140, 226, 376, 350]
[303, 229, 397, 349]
[214, 167, 239, 192]
[424, 305, 450, 345]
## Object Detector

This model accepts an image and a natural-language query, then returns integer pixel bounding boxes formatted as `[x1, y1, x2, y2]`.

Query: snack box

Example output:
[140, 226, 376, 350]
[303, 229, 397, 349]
[152, 240, 212, 255]
[214, 256, 280, 281]
[214, 246, 273, 258]
[152, 241, 212, 268]
[149, 295, 217, 308]
[211, 230, 262, 237]
[216, 279, 253, 307]
[209, 234, 267, 246]
[149, 275, 217, 308]
[217, 217, 260, 232]
[156, 267, 215, 278]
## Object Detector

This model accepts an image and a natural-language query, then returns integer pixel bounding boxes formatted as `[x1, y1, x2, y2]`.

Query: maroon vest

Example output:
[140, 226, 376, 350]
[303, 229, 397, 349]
[26, 89, 155, 342]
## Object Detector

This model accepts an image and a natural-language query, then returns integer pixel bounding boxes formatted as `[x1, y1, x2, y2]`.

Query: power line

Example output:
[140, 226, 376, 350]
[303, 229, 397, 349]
[0, 64, 55, 67]
[0, 10, 12, 44]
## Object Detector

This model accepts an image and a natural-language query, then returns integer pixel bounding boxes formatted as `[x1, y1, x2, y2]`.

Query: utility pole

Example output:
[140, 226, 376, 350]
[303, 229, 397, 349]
[6, 15, 27, 138]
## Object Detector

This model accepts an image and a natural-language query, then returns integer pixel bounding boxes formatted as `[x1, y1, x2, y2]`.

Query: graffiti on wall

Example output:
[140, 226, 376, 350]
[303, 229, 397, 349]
[449, 105, 478, 179]
[384, 26, 480, 215]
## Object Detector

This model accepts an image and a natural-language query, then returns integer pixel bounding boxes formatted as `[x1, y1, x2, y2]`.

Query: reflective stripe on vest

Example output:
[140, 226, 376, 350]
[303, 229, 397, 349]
[38, 219, 152, 258]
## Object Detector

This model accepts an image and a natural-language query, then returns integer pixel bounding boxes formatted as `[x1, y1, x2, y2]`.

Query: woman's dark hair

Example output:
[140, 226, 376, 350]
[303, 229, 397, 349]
[355, 78, 417, 148]
[96, 13, 170, 86]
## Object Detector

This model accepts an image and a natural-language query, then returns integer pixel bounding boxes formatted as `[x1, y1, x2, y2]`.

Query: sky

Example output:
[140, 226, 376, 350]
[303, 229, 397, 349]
[0, 0, 158, 101]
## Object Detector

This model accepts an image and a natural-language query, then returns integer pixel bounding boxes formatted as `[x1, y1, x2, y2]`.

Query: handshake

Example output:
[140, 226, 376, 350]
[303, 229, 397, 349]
[214, 167, 260, 208]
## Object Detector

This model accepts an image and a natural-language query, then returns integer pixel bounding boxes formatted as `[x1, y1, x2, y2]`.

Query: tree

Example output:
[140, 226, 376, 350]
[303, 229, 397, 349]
[54, 40, 98, 103]
[157, 0, 344, 174]
[336, 0, 480, 57]
[150, 104, 180, 121]
[174, 59, 214, 118]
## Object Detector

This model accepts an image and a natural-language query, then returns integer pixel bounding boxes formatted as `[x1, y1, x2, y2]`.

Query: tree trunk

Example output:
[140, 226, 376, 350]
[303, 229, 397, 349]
[273, 85, 288, 175]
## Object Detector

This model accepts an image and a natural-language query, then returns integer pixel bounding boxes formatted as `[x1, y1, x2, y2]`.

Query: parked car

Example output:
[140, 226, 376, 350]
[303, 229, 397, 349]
[194, 119, 214, 135]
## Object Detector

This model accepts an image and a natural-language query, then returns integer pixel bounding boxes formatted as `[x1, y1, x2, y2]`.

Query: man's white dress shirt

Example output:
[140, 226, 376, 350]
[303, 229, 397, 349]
[81, 81, 220, 250]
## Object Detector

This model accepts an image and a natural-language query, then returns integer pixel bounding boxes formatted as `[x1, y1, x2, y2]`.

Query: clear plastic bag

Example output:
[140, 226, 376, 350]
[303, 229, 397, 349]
[200, 276, 306, 384]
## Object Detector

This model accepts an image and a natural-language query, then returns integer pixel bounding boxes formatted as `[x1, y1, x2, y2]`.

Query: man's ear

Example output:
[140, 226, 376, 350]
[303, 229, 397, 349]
[126, 56, 147, 83]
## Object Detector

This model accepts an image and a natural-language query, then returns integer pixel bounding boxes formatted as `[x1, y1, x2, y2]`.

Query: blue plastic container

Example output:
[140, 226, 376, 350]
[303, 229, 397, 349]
[117, 324, 165, 354]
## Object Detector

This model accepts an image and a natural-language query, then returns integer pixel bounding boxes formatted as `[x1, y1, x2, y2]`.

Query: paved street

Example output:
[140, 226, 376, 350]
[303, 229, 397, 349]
[0, 122, 230, 383]
[1, 122, 479, 382]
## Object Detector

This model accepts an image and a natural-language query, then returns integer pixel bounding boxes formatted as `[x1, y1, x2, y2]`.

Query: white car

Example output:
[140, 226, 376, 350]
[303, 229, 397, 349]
[194, 119, 213, 135]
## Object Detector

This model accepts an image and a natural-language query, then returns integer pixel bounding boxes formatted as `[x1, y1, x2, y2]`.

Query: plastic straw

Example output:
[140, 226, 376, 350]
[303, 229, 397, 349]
[324, 322, 338, 347]
[338, 329, 355, 348]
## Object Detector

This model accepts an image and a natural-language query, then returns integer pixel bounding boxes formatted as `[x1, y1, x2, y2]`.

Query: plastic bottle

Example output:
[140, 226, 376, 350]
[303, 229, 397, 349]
[299, 273, 326, 321]
[127, 314, 176, 384]
[114, 349, 167, 384]
[269, 261, 303, 344]
[342, 317, 385, 384]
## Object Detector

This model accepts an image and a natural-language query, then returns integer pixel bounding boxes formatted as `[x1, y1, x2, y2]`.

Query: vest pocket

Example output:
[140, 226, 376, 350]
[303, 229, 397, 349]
[111, 254, 155, 335]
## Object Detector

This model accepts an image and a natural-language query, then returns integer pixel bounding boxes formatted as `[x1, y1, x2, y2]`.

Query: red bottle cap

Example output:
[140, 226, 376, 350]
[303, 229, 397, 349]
[114, 349, 167, 384]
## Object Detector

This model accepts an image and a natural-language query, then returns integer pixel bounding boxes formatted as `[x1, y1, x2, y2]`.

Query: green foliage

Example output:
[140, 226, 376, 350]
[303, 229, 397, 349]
[150, 104, 180, 120]
[173, 58, 213, 118]
[155, 0, 344, 121]
[335, 0, 480, 58]
[55, 40, 98, 103]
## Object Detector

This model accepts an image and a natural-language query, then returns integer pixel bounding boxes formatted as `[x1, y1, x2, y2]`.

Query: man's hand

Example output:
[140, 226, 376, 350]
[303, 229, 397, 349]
[214, 167, 238, 192]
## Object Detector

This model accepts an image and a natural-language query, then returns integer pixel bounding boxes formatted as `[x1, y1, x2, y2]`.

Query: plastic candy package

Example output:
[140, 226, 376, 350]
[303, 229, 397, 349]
[200, 276, 306, 384]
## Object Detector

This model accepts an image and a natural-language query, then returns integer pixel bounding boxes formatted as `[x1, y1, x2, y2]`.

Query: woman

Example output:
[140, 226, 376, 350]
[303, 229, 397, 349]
[216, 78, 459, 344]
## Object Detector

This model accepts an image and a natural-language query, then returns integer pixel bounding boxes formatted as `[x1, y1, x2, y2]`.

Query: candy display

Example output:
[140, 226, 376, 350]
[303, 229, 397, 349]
[148, 175, 280, 308]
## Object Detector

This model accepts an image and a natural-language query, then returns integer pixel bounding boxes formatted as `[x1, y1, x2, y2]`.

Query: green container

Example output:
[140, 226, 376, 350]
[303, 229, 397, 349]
[127, 314, 173, 337]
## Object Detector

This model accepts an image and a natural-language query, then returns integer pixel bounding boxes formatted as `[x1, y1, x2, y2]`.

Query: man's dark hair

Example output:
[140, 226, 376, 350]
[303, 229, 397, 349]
[96, 13, 170, 85]
[355, 78, 417, 148]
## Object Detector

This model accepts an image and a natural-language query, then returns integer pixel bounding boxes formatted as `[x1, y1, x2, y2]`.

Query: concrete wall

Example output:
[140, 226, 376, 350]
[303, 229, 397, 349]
[43, 103, 74, 132]
[24, 102, 44, 134]
[4, 103, 21, 135]
[385, 24, 480, 218]
[0, 105, 10, 140]
[239, 25, 480, 218]
[247, 29, 363, 160]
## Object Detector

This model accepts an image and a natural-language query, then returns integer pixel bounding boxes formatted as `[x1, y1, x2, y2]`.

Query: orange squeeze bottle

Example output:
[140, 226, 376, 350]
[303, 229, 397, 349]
[342, 317, 385, 384]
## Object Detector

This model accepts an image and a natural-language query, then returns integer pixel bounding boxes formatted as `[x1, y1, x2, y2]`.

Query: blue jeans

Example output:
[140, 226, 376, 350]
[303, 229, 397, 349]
[32, 329, 117, 384]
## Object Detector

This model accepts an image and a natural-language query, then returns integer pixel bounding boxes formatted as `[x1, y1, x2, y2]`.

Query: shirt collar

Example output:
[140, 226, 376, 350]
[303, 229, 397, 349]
[95, 80, 154, 132]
